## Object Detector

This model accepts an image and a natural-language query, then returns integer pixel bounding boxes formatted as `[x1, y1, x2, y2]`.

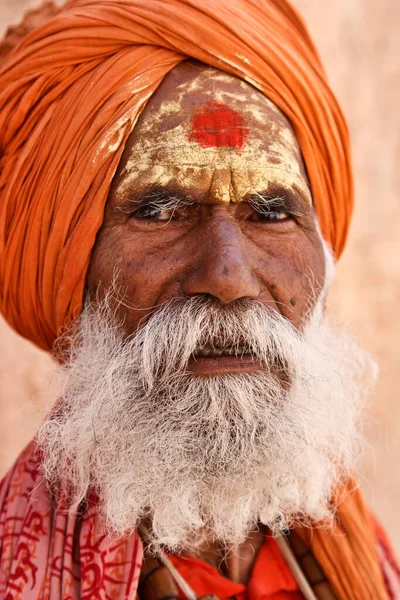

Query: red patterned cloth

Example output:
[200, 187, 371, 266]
[1, 440, 399, 599]
[0, 441, 142, 599]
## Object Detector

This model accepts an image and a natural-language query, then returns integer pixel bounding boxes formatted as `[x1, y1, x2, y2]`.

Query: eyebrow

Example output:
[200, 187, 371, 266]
[246, 189, 306, 217]
[119, 184, 308, 216]
[118, 187, 194, 214]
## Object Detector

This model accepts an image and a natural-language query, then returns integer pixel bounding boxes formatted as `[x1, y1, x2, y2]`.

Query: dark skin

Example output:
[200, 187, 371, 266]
[87, 61, 326, 582]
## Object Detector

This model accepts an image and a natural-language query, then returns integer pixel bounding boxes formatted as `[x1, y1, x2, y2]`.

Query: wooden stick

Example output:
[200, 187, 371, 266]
[275, 534, 318, 600]
[159, 552, 198, 600]
[138, 521, 198, 600]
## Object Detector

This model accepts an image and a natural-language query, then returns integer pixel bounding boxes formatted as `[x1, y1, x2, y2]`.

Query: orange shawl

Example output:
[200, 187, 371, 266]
[0, 1, 394, 599]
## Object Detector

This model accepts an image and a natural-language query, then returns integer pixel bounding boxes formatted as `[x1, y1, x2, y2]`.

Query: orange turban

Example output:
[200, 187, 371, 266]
[0, 0, 353, 352]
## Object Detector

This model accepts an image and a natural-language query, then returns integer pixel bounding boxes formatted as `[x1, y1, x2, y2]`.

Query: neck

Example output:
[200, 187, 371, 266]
[176, 526, 267, 584]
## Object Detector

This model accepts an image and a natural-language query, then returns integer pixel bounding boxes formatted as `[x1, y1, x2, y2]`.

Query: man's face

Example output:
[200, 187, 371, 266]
[87, 61, 326, 376]
[39, 63, 370, 550]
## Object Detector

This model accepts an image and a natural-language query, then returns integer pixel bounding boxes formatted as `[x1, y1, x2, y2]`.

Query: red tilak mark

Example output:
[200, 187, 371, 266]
[188, 101, 249, 150]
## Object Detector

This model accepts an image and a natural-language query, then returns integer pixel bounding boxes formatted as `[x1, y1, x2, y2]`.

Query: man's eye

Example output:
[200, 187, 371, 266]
[250, 209, 290, 222]
[133, 206, 180, 221]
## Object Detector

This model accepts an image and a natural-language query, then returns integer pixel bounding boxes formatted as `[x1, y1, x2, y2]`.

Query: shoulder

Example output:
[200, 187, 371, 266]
[0, 440, 143, 599]
[0, 440, 52, 596]
[0, 439, 48, 552]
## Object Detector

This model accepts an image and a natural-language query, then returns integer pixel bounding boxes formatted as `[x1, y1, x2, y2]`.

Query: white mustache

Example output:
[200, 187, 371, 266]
[126, 296, 301, 386]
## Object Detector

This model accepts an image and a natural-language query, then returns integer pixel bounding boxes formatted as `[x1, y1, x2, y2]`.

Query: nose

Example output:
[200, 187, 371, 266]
[182, 217, 261, 304]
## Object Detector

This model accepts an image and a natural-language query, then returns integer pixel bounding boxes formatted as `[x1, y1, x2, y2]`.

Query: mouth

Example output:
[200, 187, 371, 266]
[187, 345, 263, 375]
[195, 345, 249, 357]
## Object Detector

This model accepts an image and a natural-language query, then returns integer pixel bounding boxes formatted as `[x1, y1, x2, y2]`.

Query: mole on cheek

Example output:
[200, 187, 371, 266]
[223, 266, 229, 276]
[188, 101, 249, 150]
[290, 297, 297, 306]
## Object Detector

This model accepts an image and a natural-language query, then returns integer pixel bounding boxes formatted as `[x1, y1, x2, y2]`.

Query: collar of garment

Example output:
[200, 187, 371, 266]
[167, 534, 302, 600]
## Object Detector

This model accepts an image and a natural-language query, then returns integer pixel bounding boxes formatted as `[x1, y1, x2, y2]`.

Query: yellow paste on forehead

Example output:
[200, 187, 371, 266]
[117, 70, 311, 205]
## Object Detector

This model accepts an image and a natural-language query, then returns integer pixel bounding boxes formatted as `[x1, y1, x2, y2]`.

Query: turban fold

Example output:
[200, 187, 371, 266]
[0, 0, 353, 352]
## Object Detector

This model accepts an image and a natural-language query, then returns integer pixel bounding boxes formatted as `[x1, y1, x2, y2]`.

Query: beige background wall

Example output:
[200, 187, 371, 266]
[0, 0, 399, 551]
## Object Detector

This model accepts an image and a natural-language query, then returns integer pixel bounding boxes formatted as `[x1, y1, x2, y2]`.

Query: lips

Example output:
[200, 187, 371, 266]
[187, 344, 261, 375]
[186, 344, 289, 380]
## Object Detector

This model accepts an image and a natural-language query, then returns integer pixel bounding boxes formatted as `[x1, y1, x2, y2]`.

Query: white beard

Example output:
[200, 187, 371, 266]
[38, 253, 376, 552]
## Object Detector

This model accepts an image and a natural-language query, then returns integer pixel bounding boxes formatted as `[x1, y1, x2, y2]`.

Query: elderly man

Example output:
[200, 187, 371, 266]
[0, 0, 398, 598]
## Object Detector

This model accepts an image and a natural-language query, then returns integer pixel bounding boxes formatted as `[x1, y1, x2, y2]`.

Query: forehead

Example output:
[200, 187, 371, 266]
[114, 63, 311, 205]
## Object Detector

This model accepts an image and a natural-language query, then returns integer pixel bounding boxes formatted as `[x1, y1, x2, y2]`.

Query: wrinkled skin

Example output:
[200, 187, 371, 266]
[87, 61, 326, 581]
